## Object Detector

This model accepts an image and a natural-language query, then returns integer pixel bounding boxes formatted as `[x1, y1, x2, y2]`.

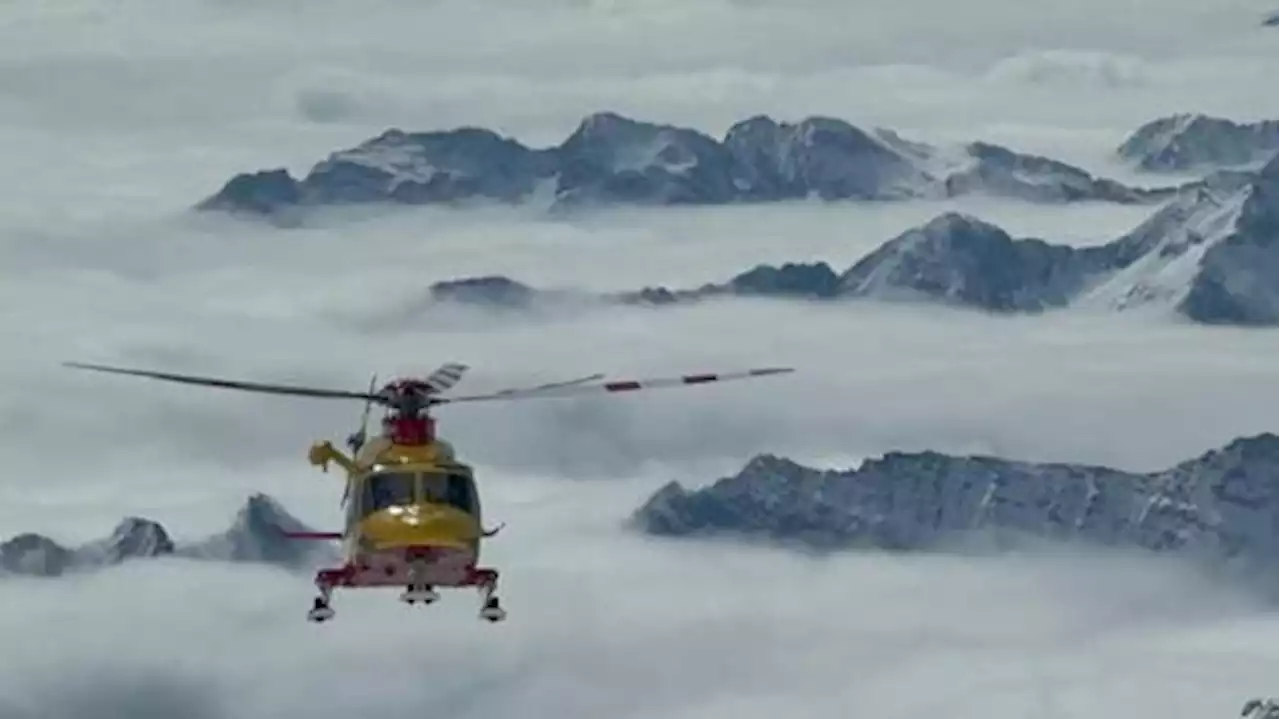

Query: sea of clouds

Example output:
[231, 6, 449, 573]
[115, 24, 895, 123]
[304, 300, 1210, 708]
[0, 0, 1275, 716]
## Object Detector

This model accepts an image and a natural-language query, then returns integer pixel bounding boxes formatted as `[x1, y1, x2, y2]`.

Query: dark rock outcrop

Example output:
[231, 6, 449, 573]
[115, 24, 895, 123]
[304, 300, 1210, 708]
[428, 276, 539, 308]
[632, 433, 1279, 586]
[1117, 114, 1279, 172]
[1, 493, 336, 578]
[1177, 156, 1279, 325]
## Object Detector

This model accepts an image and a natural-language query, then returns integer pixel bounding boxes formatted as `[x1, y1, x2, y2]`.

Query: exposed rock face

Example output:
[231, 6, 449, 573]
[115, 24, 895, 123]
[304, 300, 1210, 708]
[951, 141, 1160, 203]
[1117, 114, 1279, 172]
[0, 494, 337, 578]
[721, 116, 936, 201]
[428, 276, 539, 308]
[554, 112, 744, 207]
[615, 212, 1116, 313]
[613, 158, 1278, 324]
[177, 493, 337, 567]
[0, 533, 74, 577]
[1079, 155, 1278, 324]
[632, 434, 1279, 587]
[74, 517, 175, 566]
[835, 213, 1111, 312]
[197, 112, 1177, 217]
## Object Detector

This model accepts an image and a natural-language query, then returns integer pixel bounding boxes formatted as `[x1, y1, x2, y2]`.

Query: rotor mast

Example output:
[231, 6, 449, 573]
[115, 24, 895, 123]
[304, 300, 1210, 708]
[379, 379, 439, 446]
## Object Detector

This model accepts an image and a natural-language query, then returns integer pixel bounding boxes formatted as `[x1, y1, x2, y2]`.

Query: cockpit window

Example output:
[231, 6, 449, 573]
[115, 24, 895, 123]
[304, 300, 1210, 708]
[422, 470, 476, 514]
[362, 471, 417, 513]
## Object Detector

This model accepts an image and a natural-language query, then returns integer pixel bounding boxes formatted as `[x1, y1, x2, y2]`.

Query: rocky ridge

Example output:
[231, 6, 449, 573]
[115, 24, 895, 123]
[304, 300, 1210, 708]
[198, 112, 1181, 218]
[0, 494, 338, 578]
[631, 433, 1279, 592]
[1117, 114, 1278, 172]
[424, 155, 1278, 325]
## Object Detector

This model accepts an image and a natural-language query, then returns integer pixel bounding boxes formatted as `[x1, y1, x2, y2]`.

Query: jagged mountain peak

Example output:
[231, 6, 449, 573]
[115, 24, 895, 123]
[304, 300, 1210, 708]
[834, 211, 1095, 312]
[84, 516, 176, 564]
[197, 111, 1179, 217]
[233, 492, 307, 532]
[1, 492, 339, 579]
[180, 492, 335, 567]
[631, 433, 1279, 593]
[1117, 113, 1278, 172]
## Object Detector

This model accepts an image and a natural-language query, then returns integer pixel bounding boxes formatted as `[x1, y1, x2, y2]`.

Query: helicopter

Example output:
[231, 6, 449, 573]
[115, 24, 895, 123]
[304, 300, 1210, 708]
[63, 360, 794, 624]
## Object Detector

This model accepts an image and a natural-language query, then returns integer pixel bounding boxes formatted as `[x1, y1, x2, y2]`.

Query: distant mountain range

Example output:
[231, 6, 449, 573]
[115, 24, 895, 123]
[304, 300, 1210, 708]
[632, 432, 1279, 595]
[198, 112, 1242, 218]
[197, 111, 1276, 219]
[11, 435, 1272, 595]
[0, 494, 337, 578]
[426, 155, 1278, 326]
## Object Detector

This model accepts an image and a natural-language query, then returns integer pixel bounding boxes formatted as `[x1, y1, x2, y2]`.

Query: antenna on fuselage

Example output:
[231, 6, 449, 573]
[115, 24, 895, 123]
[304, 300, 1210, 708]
[341, 373, 379, 508]
[345, 373, 379, 455]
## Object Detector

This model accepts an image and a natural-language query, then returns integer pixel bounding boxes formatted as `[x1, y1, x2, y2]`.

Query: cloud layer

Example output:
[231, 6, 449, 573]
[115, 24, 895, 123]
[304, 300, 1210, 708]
[0, 0, 1275, 716]
[1, 490, 1276, 719]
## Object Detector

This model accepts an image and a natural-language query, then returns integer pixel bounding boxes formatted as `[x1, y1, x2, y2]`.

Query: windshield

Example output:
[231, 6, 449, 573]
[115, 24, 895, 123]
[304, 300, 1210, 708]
[362, 471, 417, 513]
[422, 470, 476, 514]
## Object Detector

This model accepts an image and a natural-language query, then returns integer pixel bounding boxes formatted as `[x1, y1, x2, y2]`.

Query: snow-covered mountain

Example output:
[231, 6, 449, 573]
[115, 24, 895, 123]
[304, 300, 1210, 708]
[605, 155, 1277, 324]
[0, 494, 337, 578]
[415, 154, 1274, 324]
[610, 214, 1111, 312]
[1076, 155, 1277, 323]
[198, 112, 1179, 218]
[1117, 114, 1278, 172]
[632, 433, 1279, 592]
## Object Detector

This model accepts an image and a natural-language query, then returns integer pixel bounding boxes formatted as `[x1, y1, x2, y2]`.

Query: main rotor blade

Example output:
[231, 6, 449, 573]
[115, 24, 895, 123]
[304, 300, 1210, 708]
[486, 373, 606, 396]
[434, 367, 793, 405]
[63, 362, 383, 402]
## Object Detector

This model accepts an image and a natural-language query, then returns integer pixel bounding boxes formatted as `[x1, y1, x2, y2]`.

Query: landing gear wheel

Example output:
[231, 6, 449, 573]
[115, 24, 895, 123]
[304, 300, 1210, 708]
[307, 597, 335, 623]
[400, 586, 439, 605]
[479, 596, 506, 623]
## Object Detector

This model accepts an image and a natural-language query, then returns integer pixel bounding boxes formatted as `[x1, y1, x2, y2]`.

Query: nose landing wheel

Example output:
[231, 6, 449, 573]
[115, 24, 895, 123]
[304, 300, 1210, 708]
[400, 585, 439, 605]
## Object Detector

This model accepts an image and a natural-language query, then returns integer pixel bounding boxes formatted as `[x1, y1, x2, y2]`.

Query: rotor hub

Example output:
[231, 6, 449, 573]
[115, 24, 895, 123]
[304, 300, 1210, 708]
[377, 378, 440, 445]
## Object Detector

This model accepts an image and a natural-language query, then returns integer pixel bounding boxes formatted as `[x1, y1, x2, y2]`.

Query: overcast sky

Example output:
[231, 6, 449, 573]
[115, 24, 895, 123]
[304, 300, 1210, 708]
[0, 0, 1275, 717]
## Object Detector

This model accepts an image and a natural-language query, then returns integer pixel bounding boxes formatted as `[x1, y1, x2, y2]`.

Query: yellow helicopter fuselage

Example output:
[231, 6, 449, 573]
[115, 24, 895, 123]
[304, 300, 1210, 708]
[308, 435, 487, 587]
